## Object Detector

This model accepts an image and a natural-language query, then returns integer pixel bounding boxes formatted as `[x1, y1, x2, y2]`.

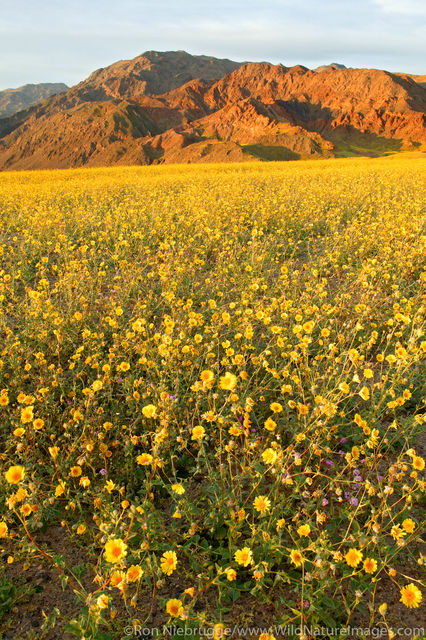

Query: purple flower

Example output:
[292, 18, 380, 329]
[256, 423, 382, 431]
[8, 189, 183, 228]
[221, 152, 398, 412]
[340, 437, 347, 444]
[323, 460, 334, 468]
[344, 491, 351, 500]
[99, 469, 107, 476]
[350, 497, 359, 507]
[322, 498, 329, 506]
[118, 377, 123, 382]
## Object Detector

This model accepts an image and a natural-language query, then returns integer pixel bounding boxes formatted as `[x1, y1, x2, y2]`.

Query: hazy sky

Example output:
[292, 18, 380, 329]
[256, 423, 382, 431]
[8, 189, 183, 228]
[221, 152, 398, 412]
[1, 0, 425, 90]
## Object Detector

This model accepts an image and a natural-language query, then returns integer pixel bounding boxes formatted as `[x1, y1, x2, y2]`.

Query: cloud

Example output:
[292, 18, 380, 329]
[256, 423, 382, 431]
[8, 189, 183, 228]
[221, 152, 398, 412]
[373, 0, 426, 15]
[0, 0, 425, 89]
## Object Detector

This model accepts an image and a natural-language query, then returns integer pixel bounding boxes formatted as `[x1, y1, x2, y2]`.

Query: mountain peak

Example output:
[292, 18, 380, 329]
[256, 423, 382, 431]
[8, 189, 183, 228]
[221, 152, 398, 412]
[0, 52, 424, 170]
[0, 82, 68, 117]
[314, 63, 347, 72]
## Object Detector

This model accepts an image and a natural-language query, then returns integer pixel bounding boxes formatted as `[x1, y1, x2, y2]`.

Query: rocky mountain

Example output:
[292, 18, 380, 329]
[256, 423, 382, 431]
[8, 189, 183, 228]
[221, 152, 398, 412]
[395, 73, 426, 90]
[314, 63, 346, 72]
[0, 83, 68, 118]
[0, 51, 424, 170]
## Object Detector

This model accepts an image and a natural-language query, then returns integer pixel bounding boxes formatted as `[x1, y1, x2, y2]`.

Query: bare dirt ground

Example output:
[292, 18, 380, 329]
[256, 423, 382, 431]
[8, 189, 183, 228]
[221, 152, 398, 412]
[1, 525, 424, 640]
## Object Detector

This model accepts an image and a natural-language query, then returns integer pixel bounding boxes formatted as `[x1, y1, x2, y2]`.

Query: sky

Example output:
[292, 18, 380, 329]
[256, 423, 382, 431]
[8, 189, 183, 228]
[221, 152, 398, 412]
[1, 0, 425, 90]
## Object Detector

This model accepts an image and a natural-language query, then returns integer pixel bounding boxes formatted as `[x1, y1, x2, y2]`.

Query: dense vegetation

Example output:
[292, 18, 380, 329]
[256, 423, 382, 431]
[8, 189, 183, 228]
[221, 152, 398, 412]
[0, 156, 424, 639]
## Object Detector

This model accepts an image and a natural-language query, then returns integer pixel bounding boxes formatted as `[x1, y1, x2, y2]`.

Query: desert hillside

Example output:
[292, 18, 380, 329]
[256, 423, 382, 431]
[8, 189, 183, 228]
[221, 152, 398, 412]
[0, 82, 68, 117]
[0, 51, 424, 169]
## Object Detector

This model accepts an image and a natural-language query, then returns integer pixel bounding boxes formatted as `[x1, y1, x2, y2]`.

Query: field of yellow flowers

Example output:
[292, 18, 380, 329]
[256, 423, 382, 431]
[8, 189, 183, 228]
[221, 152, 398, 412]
[0, 156, 424, 639]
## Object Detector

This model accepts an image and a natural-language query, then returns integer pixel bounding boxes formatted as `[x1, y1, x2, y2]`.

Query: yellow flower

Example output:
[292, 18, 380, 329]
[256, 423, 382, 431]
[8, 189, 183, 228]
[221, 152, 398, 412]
[200, 370, 215, 385]
[171, 484, 185, 495]
[229, 425, 241, 436]
[400, 583, 422, 609]
[378, 603, 387, 616]
[110, 570, 126, 586]
[5, 465, 25, 484]
[70, 466, 82, 477]
[96, 595, 109, 610]
[351, 445, 360, 460]
[119, 361, 130, 372]
[264, 417, 277, 431]
[14, 487, 27, 503]
[20, 406, 34, 424]
[412, 456, 425, 471]
[132, 318, 144, 332]
[219, 372, 237, 390]
[104, 538, 127, 564]
[391, 525, 405, 540]
[0, 393, 9, 406]
[142, 404, 157, 418]
[92, 380, 103, 391]
[160, 550, 177, 575]
[191, 425, 205, 440]
[225, 567, 237, 581]
[345, 548, 363, 568]
[253, 495, 271, 514]
[105, 480, 115, 493]
[49, 446, 59, 458]
[166, 598, 183, 617]
[270, 402, 283, 413]
[303, 320, 315, 333]
[402, 518, 416, 533]
[55, 482, 66, 496]
[359, 386, 370, 401]
[76, 524, 86, 535]
[213, 623, 227, 640]
[234, 547, 253, 567]
[127, 565, 143, 582]
[0, 522, 8, 537]
[363, 558, 377, 574]
[33, 418, 44, 430]
[289, 549, 304, 567]
[262, 448, 277, 465]
[297, 403, 309, 415]
[13, 428, 25, 437]
[137, 453, 153, 465]
[297, 524, 311, 537]
[339, 382, 350, 394]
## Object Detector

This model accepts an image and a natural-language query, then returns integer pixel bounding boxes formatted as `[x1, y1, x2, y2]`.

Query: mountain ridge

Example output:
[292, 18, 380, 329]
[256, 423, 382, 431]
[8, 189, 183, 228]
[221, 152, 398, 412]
[0, 50, 424, 170]
[0, 83, 68, 118]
